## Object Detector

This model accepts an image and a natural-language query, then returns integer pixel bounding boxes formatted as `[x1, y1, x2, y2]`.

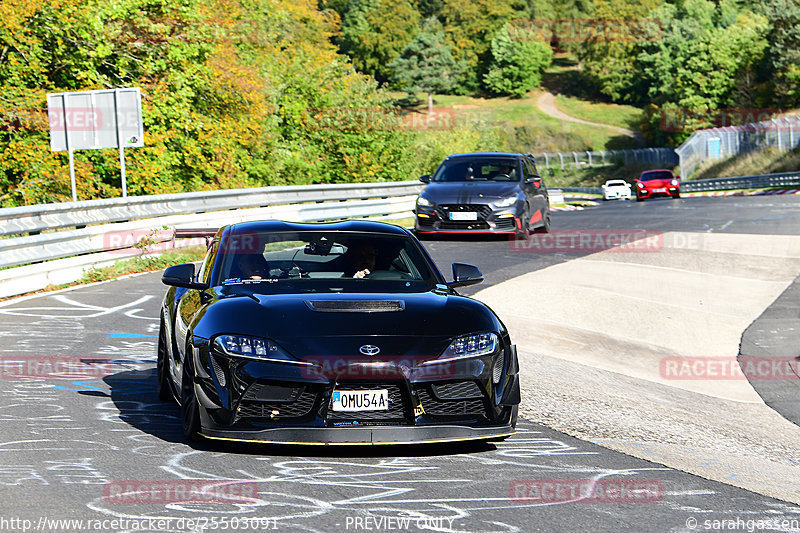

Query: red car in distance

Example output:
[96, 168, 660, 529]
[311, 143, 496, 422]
[635, 169, 680, 201]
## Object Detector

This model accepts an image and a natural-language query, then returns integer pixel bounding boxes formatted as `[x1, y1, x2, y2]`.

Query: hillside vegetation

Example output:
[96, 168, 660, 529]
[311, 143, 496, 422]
[1, 0, 797, 206]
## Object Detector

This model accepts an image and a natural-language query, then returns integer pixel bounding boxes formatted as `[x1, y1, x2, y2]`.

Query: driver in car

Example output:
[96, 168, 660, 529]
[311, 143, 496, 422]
[236, 253, 269, 280]
[493, 164, 514, 179]
[344, 242, 377, 278]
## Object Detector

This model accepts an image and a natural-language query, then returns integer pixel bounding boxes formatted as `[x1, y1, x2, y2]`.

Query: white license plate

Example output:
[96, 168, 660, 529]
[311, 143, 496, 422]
[653, 187, 666, 193]
[331, 389, 388, 411]
[449, 211, 477, 221]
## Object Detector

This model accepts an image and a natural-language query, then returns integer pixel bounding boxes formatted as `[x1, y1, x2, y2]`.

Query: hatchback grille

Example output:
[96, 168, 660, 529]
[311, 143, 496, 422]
[435, 204, 493, 221]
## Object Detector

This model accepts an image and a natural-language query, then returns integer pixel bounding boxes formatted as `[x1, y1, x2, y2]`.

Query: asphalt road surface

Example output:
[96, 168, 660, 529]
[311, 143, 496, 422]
[0, 195, 799, 532]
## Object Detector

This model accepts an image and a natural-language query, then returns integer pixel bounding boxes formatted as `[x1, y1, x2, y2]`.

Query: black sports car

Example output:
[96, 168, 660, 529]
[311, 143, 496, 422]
[414, 152, 551, 237]
[158, 220, 520, 445]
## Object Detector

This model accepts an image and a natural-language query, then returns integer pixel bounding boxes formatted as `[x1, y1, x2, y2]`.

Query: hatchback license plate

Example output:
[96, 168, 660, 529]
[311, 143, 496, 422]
[653, 187, 666, 193]
[331, 389, 389, 411]
[449, 211, 477, 221]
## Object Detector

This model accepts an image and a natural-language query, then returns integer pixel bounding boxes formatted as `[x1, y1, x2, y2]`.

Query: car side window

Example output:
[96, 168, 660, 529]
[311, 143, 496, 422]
[199, 240, 218, 285]
[527, 157, 540, 177]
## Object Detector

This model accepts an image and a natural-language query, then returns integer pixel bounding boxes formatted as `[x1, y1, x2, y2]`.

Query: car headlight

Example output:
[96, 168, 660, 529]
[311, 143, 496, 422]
[213, 334, 297, 362]
[671, 179, 678, 186]
[637, 182, 645, 188]
[443, 333, 498, 358]
[417, 196, 433, 208]
[493, 196, 518, 208]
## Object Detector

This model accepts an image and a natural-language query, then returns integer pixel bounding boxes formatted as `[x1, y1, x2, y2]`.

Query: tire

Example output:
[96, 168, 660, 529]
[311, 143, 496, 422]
[180, 354, 202, 442]
[156, 316, 174, 402]
[673, 193, 681, 199]
[636, 196, 645, 202]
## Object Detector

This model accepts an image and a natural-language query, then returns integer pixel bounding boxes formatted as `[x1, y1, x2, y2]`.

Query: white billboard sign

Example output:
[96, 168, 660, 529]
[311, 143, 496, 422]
[46, 87, 144, 200]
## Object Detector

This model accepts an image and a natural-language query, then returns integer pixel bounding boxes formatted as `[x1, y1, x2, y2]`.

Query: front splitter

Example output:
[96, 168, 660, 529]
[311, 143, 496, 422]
[200, 424, 515, 445]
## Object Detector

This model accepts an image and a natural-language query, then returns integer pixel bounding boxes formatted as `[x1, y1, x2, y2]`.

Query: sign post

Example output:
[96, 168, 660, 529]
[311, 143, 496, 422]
[47, 87, 144, 201]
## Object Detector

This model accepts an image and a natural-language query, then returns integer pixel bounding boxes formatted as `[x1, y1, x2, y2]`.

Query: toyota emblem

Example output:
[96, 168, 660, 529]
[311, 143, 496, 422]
[359, 345, 380, 356]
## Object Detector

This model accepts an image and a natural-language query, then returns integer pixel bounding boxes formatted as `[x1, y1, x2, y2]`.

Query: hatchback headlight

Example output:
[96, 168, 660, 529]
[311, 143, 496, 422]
[417, 196, 433, 207]
[493, 196, 518, 208]
[671, 179, 678, 186]
[443, 333, 498, 358]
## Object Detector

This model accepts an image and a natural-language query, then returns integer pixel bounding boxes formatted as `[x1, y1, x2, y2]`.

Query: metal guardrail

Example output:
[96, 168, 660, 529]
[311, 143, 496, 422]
[0, 182, 422, 298]
[679, 171, 800, 192]
[0, 181, 423, 237]
[558, 171, 800, 196]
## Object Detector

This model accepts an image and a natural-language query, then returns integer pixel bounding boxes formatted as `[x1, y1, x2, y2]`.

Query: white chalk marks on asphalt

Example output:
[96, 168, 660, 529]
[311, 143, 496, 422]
[0, 294, 154, 319]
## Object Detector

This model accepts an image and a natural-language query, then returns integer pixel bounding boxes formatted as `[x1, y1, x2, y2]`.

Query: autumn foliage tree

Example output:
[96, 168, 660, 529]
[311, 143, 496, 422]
[0, 0, 418, 206]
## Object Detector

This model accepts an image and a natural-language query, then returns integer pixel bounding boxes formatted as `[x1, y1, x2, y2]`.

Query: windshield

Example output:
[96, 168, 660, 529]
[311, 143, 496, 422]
[433, 158, 519, 182]
[214, 231, 437, 293]
[641, 171, 674, 181]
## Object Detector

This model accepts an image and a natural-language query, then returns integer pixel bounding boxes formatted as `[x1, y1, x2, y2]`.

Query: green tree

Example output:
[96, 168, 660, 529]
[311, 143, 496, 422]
[338, 0, 421, 83]
[574, 0, 662, 102]
[439, 0, 516, 93]
[757, 0, 800, 106]
[390, 17, 463, 112]
[484, 24, 553, 96]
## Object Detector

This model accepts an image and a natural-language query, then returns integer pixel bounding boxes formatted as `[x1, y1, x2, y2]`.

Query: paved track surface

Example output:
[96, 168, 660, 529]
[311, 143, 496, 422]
[0, 195, 799, 532]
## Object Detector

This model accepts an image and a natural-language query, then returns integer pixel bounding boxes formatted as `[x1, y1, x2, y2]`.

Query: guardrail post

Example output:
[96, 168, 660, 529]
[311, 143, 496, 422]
[559, 153, 564, 170]
[587, 151, 592, 166]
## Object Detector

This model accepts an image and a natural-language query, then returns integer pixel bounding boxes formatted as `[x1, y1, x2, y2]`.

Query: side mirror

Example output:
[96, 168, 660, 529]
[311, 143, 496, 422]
[675, 175, 681, 180]
[162, 263, 208, 290]
[419, 174, 431, 184]
[448, 262, 483, 288]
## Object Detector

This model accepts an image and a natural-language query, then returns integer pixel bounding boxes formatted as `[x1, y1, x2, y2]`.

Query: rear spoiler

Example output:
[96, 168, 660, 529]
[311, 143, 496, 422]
[173, 228, 219, 247]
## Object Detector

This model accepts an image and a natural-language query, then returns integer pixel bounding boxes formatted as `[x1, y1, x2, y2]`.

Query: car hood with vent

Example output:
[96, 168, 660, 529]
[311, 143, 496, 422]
[190, 290, 505, 358]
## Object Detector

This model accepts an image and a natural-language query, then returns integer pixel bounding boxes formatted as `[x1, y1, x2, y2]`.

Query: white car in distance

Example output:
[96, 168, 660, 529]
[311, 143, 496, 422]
[602, 180, 632, 201]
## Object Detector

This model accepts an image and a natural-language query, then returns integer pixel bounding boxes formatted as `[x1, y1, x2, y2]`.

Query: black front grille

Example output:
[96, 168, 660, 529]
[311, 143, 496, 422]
[432, 381, 483, 400]
[438, 221, 491, 230]
[417, 387, 486, 416]
[435, 204, 492, 221]
[237, 386, 317, 420]
[325, 383, 410, 425]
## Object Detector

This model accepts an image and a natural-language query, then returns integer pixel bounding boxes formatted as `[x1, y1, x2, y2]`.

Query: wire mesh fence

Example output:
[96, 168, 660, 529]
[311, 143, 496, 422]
[675, 115, 800, 179]
[531, 148, 678, 170]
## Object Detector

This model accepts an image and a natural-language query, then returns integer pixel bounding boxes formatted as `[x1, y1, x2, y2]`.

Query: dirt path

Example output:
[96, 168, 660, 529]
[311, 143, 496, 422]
[536, 91, 643, 143]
